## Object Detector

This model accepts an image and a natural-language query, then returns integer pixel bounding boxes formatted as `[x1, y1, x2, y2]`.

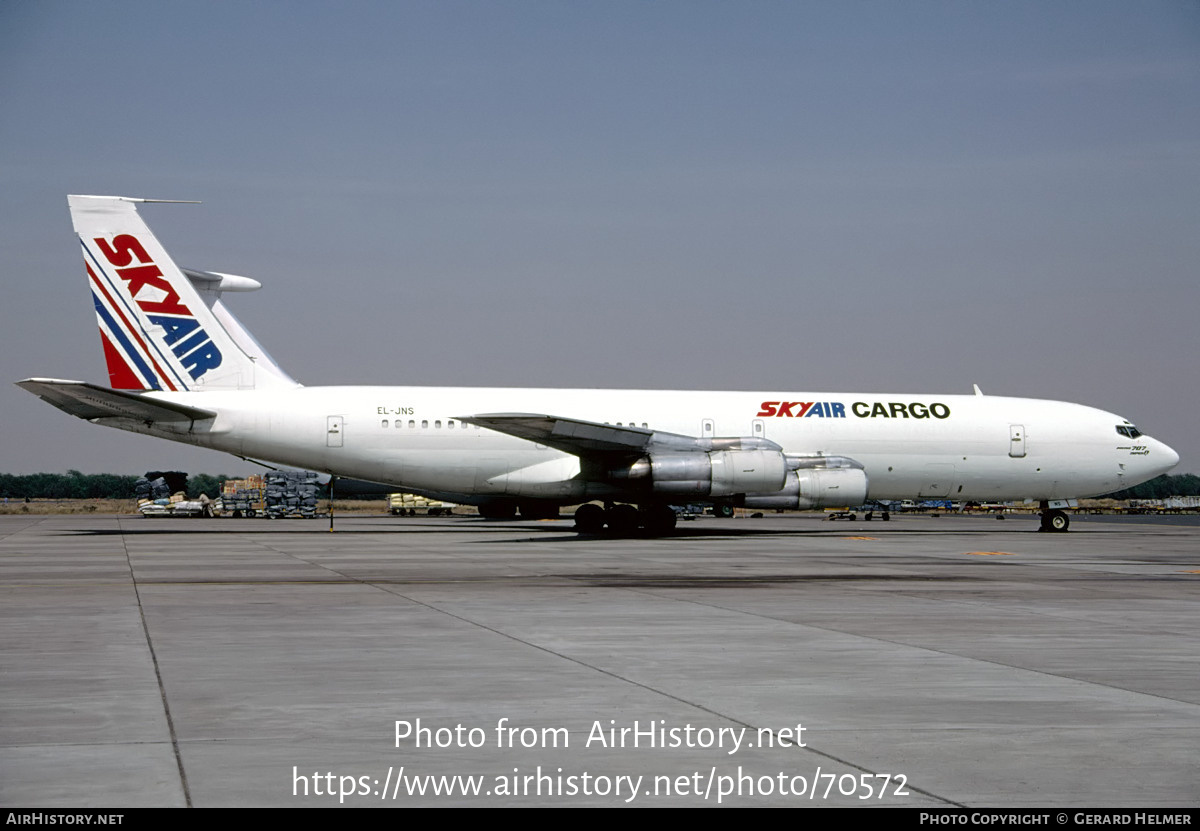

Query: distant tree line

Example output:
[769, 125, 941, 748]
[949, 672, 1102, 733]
[1099, 473, 1200, 500]
[0, 471, 231, 500]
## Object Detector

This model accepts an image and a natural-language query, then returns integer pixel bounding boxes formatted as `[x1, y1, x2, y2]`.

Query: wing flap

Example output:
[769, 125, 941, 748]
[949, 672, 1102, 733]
[16, 378, 217, 423]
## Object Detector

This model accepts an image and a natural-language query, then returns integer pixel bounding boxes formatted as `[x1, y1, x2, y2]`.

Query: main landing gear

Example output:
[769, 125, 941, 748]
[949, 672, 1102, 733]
[574, 503, 678, 536]
[1039, 505, 1070, 533]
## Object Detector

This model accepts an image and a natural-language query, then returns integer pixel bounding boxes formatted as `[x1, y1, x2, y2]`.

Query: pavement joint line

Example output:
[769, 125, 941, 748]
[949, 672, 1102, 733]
[121, 528, 193, 808]
[369, 577, 966, 808]
[207, 528, 964, 804]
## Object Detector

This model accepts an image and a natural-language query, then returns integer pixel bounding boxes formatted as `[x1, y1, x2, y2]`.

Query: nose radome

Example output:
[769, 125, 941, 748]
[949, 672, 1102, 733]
[1158, 439, 1180, 472]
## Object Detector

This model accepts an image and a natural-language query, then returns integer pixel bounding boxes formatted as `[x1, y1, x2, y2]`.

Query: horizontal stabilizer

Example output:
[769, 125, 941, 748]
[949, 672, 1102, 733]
[15, 378, 216, 423]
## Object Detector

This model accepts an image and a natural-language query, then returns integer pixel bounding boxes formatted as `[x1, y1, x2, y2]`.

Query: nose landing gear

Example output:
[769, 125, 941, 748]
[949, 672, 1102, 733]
[1039, 507, 1070, 532]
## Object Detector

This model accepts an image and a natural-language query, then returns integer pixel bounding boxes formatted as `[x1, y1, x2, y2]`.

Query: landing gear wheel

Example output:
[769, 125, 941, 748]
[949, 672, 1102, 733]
[712, 504, 734, 518]
[574, 504, 605, 534]
[605, 504, 640, 536]
[640, 505, 678, 536]
[1041, 509, 1070, 533]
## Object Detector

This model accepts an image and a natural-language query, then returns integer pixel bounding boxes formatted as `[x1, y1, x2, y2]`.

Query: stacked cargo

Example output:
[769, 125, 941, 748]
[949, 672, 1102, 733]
[136, 476, 172, 502]
[264, 471, 321, 518]
[135, 476, 212, 517]
[221, 475, 265, 517]
[388, 493, 457, 516]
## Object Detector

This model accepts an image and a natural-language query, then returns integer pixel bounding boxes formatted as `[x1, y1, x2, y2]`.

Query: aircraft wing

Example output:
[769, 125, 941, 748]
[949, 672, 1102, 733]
[15, 378, 217, 423]
[458, 413, 698, 457]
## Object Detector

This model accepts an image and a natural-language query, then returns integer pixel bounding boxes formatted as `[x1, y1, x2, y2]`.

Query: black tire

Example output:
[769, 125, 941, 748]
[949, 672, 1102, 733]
[605, 504, 640, 536]
[640, 505, 678, 535]
[574, 503, 605, 534]
[712, 504, 734, 518]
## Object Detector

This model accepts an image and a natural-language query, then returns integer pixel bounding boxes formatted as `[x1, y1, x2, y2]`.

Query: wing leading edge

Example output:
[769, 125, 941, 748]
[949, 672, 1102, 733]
[456, 412, 728, 458]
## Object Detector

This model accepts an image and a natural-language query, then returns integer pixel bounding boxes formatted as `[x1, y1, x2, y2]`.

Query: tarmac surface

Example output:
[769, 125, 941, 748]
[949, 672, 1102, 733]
[1, 511, 1197, 807]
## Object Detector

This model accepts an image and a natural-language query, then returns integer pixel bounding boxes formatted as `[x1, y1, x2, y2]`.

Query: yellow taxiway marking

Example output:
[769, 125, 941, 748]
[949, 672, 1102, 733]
[965, 551, 1017, 556]
[842, 536, 879, 541]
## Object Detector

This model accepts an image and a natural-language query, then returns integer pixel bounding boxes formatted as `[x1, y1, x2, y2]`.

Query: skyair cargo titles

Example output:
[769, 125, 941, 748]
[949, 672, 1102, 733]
[16, 195, 1181, 535]
[756, 401, 952, 419]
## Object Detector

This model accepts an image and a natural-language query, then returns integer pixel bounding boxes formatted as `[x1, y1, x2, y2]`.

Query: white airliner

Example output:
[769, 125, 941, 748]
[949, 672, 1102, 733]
[17, 195, 1180, 534]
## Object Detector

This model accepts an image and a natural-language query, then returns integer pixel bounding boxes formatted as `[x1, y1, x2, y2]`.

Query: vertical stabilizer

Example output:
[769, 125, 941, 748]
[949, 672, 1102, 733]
[70, 195, 297, 391]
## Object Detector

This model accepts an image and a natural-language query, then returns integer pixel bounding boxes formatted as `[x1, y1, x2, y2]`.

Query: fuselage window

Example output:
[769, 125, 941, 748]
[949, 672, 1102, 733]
[408, 420, 416, 429]
[394, 420, 402, 428]
[448, 420, 455, 429]
[435, 420, 442, 429]
[421, 420, 429, 429]
[381, 419, 388, 428]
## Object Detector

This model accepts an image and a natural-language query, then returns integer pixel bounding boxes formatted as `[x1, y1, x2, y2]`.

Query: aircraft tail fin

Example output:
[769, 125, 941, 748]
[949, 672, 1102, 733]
[70, 195, 298, 392]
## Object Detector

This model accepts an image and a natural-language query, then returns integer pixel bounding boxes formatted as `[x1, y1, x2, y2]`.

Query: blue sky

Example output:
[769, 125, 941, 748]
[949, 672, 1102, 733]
[2, 1, 1197, 476]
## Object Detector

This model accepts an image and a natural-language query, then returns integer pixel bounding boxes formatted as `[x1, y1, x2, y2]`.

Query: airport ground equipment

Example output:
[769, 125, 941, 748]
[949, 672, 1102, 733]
[389, 493, 457, 516]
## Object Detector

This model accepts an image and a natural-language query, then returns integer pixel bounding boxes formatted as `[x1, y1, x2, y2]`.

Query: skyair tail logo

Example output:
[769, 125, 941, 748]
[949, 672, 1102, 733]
[95, 234, 223, 381]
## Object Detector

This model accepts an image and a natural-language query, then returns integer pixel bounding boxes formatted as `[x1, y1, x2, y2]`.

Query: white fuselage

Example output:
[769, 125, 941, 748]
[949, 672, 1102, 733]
[113, 386, 1178, 505]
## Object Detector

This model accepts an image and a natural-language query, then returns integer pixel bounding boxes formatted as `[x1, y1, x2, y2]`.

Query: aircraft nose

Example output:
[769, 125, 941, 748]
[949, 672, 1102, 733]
[1156, 439, 1181, 473]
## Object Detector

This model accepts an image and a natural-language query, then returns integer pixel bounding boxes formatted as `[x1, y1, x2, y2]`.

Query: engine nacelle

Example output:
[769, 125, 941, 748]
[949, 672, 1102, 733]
[611, 448, 789, 497]
[743, 467, 869, 510]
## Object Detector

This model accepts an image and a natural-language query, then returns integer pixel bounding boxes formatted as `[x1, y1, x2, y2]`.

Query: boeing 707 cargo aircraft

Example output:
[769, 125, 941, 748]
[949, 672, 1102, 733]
[17, 196, 1180, 534]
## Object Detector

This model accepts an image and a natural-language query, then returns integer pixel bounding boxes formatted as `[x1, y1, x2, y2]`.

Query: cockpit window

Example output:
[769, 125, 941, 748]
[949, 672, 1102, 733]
[1115, 424, 1143, 439]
